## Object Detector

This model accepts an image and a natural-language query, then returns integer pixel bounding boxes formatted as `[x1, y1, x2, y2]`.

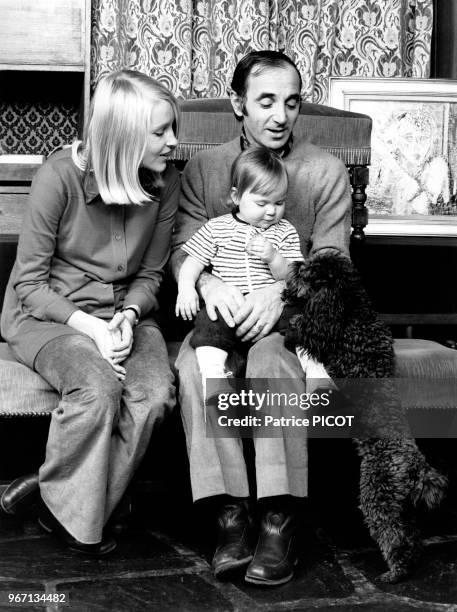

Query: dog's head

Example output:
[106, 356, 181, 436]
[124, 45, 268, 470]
[283, 252, 370, 361]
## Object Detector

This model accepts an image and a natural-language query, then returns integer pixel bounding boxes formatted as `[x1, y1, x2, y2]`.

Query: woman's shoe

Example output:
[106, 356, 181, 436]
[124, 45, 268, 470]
[38, 499, 116, 555]
[0, 473, 39, 515]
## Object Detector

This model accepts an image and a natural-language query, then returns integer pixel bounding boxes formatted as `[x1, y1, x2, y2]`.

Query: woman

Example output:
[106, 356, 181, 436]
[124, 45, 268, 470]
[0, 70, 180, 554]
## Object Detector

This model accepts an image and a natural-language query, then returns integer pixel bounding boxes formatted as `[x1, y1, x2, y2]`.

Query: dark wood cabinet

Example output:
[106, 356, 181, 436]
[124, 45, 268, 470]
[0, 0, 91, 238]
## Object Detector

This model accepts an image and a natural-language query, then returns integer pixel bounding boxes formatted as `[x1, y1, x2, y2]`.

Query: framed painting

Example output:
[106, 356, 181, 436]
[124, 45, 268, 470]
[328, 78, 457, 237]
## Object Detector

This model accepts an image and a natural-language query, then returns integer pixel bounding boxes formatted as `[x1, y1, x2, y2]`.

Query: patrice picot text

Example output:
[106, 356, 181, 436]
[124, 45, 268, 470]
[213, 388, 355, 429]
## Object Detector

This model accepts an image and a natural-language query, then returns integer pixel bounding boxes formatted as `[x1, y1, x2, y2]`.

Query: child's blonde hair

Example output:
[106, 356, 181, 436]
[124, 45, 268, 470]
[81, 69, 179, 205]
[229, 146, 288, 207]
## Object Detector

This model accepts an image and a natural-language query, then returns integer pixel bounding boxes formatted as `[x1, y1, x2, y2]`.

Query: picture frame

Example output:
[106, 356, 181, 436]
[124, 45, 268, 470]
[328, 78, 457, 237]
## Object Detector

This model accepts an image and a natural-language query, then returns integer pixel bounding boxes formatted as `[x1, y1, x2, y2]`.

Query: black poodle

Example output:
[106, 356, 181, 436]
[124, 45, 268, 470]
[282, 251, 447, 583]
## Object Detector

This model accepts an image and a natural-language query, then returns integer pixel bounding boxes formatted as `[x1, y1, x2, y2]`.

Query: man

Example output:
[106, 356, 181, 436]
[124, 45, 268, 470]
[171, 50, 351, 586]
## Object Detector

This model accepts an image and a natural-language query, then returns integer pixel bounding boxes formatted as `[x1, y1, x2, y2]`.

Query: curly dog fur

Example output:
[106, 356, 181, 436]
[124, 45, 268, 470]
[283, 251, 447, 583]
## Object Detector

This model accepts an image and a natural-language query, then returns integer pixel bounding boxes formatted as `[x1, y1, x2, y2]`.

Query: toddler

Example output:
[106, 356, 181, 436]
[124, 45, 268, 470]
[176, 146, 304, 393]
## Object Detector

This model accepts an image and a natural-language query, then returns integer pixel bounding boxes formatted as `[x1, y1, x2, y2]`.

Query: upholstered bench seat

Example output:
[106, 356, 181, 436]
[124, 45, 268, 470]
[0, 343, 58, 416]
[1, 339, 455, 417]
[394, 338, 457, 379]
[393, 338, 457, 412]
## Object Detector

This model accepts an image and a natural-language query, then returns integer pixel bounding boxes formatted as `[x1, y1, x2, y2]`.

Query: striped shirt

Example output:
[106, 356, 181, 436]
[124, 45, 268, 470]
[181, 213, 303, 293]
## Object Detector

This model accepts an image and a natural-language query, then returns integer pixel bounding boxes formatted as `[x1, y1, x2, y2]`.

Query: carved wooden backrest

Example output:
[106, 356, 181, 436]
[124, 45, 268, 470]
[172, 98, 372, 240]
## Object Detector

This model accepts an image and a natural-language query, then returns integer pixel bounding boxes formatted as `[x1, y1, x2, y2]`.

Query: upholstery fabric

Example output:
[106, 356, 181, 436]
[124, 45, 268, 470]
[395, 338, 457, 378]
[173, 98, 372, 165]
[0, 343, 58, 417]
[90, 0, 433, 103]
[394, 339, 457, 410]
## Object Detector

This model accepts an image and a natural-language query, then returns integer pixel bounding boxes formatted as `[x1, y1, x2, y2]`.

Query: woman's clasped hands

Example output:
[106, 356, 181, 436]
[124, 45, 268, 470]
[67, 309, 135, 381]
[105, 311, 136, 380]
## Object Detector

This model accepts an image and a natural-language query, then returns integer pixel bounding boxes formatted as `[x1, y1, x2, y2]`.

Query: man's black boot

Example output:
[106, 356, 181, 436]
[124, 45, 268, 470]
[245, 509, 297, 586]
[212, 499, 254, 578]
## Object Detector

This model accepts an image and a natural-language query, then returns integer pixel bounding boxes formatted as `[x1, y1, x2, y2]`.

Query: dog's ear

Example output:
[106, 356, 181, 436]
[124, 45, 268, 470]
[294, 280, 346, 361]
[286, 253, 352, 361]
[307, 252, 369, 313]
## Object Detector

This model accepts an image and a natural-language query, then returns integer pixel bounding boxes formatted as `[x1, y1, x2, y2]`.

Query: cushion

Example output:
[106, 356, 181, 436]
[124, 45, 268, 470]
[394, 339, 457, 410]
[394, 338, 457, 377]
[173, 98, 372, 166]
[0, 343, 58, 417]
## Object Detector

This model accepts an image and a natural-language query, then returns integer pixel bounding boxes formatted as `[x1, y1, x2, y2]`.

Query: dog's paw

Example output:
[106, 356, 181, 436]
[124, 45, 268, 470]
[375, 568, 409, 584]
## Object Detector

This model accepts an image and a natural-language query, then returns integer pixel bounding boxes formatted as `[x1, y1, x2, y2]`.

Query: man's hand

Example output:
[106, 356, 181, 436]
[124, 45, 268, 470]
[234, 281, 285, 342]
[176, 286, 200, 320]
[199, 274, 245, 327]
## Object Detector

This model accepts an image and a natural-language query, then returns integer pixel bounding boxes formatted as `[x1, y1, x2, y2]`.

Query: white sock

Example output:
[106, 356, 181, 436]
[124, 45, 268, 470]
[295, 347, 336, 393]
[195, 346, 228, 376]
[195, 346, 230, 400]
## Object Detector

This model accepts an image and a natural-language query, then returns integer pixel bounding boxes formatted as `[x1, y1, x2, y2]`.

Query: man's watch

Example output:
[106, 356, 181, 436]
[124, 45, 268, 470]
[122, 305, 140, 326]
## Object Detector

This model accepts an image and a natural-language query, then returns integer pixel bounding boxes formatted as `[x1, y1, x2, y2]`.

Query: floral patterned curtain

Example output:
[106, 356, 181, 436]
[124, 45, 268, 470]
[91, 0, 433, 103]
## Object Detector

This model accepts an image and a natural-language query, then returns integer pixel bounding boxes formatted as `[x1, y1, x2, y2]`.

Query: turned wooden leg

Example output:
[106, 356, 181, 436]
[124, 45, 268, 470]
[349, 165, 369, 241]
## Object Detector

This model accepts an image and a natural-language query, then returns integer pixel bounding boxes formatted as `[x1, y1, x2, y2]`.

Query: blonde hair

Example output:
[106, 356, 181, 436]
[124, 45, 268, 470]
[80, 69, 179, 205]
